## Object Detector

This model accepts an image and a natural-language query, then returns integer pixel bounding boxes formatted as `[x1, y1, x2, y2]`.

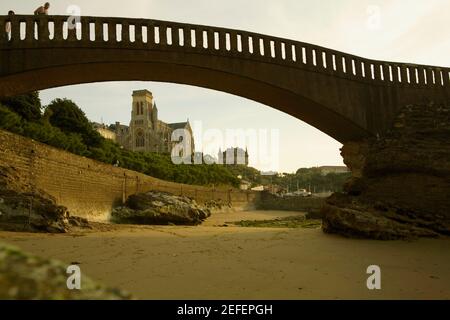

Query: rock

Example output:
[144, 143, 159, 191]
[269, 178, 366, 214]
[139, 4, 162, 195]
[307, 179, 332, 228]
[0, 166, 91, 233]
[112, 191, 212, 225]
[322, 102, 450, 239]
[0, 242, 131, 299]
[204, 199, 225, 211]
[68, 216, 92, 229]
[322, 193, 439, 240]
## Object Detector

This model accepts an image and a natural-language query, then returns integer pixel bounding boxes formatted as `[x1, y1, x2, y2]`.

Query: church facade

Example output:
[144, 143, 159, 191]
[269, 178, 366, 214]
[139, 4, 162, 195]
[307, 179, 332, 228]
[113, 90, 194, 154]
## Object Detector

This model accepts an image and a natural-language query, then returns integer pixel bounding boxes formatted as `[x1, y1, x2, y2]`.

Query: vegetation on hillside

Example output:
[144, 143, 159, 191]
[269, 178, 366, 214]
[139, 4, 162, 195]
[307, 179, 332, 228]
[0, 93, 240, 188]
[226, 165, 350, 193]
[0, 92, 350, 192]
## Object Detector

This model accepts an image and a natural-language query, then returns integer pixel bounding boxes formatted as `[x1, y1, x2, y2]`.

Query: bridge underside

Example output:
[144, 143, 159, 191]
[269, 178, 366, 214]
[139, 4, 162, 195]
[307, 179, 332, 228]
[0, 59, 372, 143]
[0, 37, 448, 143]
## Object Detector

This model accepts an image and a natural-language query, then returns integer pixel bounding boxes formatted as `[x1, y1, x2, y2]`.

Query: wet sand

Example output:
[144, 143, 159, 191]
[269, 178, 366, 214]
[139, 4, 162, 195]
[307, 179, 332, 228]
[0, 210, 449, 299]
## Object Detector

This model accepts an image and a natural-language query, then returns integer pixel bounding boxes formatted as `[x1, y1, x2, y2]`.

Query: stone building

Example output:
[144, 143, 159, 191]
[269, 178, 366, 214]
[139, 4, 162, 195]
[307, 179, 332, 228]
[218, 147, 249, 166]
[92, 122, 117, 141]
[113, 90, 194, 154]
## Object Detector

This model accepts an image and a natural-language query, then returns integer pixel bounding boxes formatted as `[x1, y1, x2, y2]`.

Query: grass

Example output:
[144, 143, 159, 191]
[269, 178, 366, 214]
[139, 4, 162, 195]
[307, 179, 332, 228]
[227, 216, 322, 229]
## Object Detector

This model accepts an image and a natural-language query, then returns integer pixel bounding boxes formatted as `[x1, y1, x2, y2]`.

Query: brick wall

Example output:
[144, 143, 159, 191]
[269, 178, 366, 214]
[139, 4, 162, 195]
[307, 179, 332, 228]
[0, 130, 259, 221]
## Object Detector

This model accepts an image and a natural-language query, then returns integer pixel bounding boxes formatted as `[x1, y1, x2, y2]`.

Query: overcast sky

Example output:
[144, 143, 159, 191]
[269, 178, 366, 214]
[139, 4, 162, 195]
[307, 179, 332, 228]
[2, 0, 449, 173]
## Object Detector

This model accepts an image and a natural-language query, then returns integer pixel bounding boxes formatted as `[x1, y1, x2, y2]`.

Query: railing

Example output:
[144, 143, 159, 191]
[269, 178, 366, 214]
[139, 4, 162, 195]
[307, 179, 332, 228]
[1, 15, 449, 88]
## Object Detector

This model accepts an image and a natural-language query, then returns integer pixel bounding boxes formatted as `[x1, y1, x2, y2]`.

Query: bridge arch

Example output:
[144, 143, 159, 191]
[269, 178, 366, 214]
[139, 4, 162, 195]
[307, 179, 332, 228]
[0, 15, 449, 143]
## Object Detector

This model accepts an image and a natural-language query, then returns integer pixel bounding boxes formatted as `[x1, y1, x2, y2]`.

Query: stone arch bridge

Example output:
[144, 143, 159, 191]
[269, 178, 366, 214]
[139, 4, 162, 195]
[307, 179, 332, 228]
[0, 15, 449, 142]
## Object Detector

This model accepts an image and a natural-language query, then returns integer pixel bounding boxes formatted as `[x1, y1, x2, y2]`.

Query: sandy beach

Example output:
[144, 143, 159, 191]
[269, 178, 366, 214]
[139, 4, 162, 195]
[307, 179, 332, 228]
[0, 210, 449, 300]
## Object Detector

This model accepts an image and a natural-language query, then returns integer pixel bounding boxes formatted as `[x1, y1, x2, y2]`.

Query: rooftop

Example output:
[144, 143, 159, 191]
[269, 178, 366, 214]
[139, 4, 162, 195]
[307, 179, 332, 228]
[132, 89, 153, 97]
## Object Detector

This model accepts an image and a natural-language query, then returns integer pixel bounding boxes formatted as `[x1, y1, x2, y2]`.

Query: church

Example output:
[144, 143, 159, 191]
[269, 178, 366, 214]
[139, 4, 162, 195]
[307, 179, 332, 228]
[112, 90, 194, 154]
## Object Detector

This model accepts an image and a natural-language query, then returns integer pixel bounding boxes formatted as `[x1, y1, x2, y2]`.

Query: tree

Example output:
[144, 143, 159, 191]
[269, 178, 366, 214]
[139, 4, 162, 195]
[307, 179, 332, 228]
[0, 105, 23, 134]
[0, 92, 42, 121]
[44, 98, 102, 147]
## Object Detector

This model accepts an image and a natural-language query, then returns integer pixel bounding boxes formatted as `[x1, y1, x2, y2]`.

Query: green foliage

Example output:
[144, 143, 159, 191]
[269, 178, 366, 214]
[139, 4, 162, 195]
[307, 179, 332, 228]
[0, 105, 23, 134]
[1, 92, 42, 121]
[0, 93, 347, 191]
[44, 98, 102, 147]
[0, 95, 239, 188]
[229, 216, 322, 229]
[263, 169, 350, 193]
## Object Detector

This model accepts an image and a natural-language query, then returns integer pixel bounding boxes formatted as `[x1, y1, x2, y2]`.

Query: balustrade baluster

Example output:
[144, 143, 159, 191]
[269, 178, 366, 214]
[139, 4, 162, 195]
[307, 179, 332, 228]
[345, 56, 353, 76]
[37, 17, 47, 41]
[95, 21, 104, 42]
[134, 23, 143, 44]
[316, 49, 324, 69]
[121, 22, 129, 43]
[184, 28, 192, 47]
[263, 37, 271, 58]
[26, 17, 35, 41]
[218, 30, 226, 51]
[81, 17, 89, 41]
[335, 54, 344, 74]
[147, 22, 155, 46]
[425, 68, 433, 86]
[416, 67, 425, 86]
[67, 17, 77, 41]
[207, 29, 215, 50]
[172, 26, 180, 46]
[284, 43, 293, 61]
[0, 18, 6, 42]
[363, 61, 372, 80]
[382, 64, 390, 82]
[229, 31, 238, 52]
[433, 68, 443, 86]
[255, 37, 263, 56]
[391, 65, 399, 83]
[305, 46, 315, 67]
[373, 63, 382, 81]
[10, 17, 21, 42]
[160, 25, 169, 45]
[241, 33, 249, 54]
[195, 28, 203, 49]
[443, 70, 450, 87]
[274, 40, 282, 59]
[325, 52, 334, 72]
[400, 65, 409, 84]
[108, 21, 116, 43]
[354, 59, 364, 79]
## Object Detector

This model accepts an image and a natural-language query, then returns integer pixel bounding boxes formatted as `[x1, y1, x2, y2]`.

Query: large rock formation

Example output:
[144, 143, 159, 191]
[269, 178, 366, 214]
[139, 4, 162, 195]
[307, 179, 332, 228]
[112, 191, 212, 225]
[0, 242, 131, 299]
[322, 102, 450, 239]
[0, 166, 90, 233]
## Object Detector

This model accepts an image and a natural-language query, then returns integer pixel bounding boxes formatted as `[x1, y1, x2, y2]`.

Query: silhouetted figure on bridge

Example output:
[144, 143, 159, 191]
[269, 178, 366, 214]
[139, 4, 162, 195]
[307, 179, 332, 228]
[34, 2, 50, 15]
[5, 11, 14, 41]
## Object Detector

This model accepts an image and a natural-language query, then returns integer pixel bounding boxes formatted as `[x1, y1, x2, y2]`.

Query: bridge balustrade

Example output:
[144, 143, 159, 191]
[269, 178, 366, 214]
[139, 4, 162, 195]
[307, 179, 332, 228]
[1, 15, 449, 88]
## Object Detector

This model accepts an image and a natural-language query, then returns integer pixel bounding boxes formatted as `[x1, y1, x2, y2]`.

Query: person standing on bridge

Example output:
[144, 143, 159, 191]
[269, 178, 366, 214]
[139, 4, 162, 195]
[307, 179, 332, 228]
[34, 2, 50, 15]
[5, 11, 14, 41]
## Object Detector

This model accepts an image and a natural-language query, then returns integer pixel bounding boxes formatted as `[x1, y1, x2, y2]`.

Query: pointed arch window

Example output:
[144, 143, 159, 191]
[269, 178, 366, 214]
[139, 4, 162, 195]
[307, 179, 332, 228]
[136, 130, 145, 147]
[136, 102, 145, 115]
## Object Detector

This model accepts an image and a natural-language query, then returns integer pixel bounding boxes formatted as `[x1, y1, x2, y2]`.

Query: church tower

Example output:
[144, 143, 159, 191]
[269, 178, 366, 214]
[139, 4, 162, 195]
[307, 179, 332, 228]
[130, 89, 154, 151]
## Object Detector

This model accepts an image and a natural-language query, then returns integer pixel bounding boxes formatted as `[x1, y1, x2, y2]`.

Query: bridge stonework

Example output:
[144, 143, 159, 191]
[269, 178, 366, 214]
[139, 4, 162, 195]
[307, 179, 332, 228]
[0, 15, 448, 142]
